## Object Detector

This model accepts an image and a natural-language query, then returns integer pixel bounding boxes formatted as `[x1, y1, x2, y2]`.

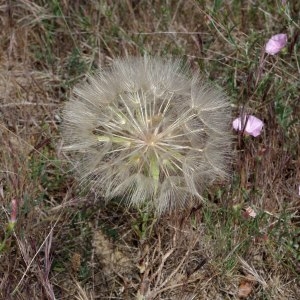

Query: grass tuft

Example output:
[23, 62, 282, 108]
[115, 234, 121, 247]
[0, 0, 299, 299]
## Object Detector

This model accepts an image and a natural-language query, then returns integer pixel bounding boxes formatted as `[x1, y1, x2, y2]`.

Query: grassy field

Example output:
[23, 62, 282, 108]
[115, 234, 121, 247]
[0, 0, 299, 299]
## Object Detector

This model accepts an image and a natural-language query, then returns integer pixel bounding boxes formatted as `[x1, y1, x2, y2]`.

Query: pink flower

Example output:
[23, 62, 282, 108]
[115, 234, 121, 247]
[232, 115, 264, 137]
[265, 33, 287, 55]
[243, 206, 257, 219]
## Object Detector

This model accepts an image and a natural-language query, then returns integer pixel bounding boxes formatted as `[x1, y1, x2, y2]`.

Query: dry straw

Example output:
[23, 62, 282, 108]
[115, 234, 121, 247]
[62, 57, 232, 214]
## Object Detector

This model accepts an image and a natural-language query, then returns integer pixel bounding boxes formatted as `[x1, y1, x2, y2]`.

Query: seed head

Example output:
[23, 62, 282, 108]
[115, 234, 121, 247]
[62, 57, 232, 214]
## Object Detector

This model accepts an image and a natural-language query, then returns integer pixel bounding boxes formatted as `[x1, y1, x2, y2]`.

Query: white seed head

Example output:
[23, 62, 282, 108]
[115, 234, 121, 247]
[62, 57, 232, 214]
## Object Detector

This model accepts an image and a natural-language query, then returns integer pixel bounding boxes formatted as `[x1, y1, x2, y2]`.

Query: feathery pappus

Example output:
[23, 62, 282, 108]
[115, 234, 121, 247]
[62, 57, 232, 214]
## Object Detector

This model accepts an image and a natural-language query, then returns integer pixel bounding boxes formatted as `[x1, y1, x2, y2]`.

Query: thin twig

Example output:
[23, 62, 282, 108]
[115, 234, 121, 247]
[1, 102, 56, 107]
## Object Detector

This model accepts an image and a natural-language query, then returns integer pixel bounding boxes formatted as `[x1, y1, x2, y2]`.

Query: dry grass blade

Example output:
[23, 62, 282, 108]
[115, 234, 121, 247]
[239, 256, 268, 288]
[12, 218, 60, 295]
[74, 280, 94, 300]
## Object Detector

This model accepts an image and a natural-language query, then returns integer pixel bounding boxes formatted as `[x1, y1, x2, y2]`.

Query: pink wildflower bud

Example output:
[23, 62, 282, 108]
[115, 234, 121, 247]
[10, 199, 18, 223]
[232, 115, 264, 137]
[265, 33, 287, 55]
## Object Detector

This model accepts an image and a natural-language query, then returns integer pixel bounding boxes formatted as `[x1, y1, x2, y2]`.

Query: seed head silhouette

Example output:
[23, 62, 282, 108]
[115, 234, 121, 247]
[62, 57, 232, 214]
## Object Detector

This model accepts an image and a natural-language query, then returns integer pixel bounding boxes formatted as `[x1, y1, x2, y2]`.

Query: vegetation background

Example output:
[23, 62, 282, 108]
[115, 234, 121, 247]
[0, 0, 299, 299]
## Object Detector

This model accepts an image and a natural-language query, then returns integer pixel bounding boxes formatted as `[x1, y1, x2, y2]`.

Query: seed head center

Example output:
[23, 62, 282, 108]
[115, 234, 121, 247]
[144, 132, 159, 147]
